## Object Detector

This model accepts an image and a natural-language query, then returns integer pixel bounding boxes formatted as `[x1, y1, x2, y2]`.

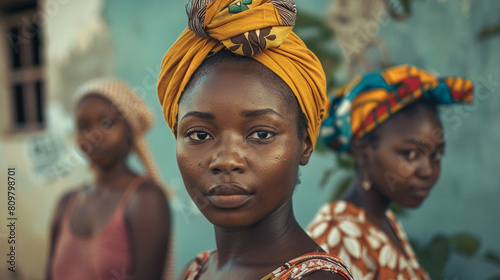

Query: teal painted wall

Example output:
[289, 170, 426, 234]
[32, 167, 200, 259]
[104, 0, 500, 278]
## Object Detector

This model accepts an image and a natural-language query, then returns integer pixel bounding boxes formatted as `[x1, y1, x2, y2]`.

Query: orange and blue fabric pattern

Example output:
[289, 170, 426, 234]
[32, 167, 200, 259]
[321, 65, 474, 152]
[157, 0, 328, 147]
[184, 250, 354, 280]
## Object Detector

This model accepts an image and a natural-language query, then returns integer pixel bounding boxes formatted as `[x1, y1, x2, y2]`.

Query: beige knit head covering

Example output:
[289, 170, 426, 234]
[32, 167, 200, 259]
[74, 78, 164, 187]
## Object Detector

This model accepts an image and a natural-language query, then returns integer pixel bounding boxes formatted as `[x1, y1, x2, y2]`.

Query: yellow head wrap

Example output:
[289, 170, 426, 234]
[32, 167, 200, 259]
[157, 0, 327, 147]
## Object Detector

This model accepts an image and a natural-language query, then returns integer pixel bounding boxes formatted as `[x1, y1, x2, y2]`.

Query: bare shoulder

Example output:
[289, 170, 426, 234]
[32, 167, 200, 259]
[128, 178, 170, 211]
[302, 270, 349, 280]
[124, 178, 172, 279]
[57, 190, 77, 207]
[51, 188, 80, 221]
[126, 178, 171, 227]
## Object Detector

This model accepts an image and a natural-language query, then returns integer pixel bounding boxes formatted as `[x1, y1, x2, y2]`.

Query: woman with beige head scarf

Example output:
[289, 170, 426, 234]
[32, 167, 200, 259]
[47, 78, 172, 280]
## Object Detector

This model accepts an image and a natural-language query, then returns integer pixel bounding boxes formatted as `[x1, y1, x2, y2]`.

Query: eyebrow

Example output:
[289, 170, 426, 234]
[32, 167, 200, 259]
[179, 111, 215, 122]
[241, 109, 284, 119]
[405, 139, 445, 149]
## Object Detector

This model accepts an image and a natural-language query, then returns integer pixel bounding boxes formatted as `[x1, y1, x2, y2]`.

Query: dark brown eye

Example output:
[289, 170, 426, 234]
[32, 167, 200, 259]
[432, 151, 444, 161]
[403, 150, 421, 161]
[188, 131, 212, 141]
[77, 124, 87, 132]
[249, 130, 275, 140]
[101, 118, 114, 129]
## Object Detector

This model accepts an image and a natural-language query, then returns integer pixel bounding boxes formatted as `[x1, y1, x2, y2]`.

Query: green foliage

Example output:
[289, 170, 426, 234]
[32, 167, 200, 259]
[484, 251, 500, 279]
[450, 233, 480, 256]
[318, 153, 354, 188]
[409, 233, 500, 280]
[478, 24, 500, 40]
[336, 153, 356, 169]
[388, 0, 425, 19]
[397, 0, 413, 15]
[329, 176, 352, 202]
[294, 10, 341, 90]
[319, 166, 336, 188]
[411, 235, 451, 280]
[317, 153, 354, 202]
[313, 133, 329, 154]
[484, 251, 500, 266]
[388, 202, 407, 216]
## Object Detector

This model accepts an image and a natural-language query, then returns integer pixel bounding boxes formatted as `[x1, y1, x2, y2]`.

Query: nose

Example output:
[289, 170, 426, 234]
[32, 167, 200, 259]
[416, 156, 434, 179]
[209, 135, 246, 175]
[83, 128, 104, 146]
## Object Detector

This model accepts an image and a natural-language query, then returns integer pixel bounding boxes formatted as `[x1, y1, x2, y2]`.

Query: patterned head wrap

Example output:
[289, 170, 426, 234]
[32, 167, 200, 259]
[322, 65, 474, 152]
[74, 78, 164, 186]
[157, 0, 327, 147]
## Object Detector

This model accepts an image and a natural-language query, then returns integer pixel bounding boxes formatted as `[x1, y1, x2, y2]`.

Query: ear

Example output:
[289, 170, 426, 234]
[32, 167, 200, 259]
[125, 127, 134, 147]
[351, 138, 371, 170]
[300, 134, 314, 166]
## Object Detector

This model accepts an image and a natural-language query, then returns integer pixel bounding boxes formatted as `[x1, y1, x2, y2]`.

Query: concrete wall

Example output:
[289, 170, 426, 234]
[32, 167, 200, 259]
[0, 0, 111, 279]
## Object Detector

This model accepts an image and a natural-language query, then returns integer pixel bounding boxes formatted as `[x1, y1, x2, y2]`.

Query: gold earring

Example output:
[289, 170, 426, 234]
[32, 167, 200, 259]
[362, 179, 371, 191]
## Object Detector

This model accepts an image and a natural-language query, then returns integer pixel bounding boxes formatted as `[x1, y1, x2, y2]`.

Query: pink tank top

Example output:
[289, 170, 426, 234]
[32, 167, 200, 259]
[51, 177, 146, 280]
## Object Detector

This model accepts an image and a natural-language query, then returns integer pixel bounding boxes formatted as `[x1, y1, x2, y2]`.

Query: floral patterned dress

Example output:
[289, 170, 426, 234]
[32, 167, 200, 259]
[183, 250, 354, 280]
[307, 201, 430, 280]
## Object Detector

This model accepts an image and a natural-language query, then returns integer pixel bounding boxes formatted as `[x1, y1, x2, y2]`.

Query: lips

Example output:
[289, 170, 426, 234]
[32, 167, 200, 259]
[86, 147, 107, 161]
[89, 150, 105, 157]
[205, 185, 254, 209]
[409, 187, 431, 199]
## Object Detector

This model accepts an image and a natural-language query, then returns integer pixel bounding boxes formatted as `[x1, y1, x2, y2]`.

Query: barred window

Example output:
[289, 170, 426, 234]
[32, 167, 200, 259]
[1, 0, 45, 132]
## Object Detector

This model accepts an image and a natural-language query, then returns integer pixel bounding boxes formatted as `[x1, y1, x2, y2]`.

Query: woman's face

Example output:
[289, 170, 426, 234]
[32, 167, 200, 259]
[363, 104, 444, 208]
[176, 60, 312, 228]
[76, 95, 132, 169]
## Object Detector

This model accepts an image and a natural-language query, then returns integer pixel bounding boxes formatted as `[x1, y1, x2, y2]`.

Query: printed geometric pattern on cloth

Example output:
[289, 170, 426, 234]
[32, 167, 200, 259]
[187, 0, 296, 56]
[307, 201, 430, 280]
[321, 64, 474, 152]
[229, 26, 277, 56]
[183, 250, 354, 280]
[261, 252, 354, 280]
[184, 250, 215, 280]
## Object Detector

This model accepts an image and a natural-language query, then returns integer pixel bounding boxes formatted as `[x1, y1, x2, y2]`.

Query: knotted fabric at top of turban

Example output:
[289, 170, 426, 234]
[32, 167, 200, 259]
[157, 0, 327, 147]
[321, 65, 474, 152]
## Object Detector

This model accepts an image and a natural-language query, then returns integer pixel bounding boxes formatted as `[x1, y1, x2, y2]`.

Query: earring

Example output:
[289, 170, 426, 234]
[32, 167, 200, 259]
[362, 179, 371, 191]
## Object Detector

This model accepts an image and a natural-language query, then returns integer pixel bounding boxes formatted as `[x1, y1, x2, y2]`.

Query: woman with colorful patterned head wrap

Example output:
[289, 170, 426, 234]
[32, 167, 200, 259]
[48, 78, 172, 280]
[307, 65, 474, 279]
[157, 0, 352, 279]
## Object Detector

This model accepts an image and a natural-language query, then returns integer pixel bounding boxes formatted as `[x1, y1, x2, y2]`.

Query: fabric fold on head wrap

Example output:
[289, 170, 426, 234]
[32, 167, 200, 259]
[157, 0, 327, 147]
[322, 65, 474, 152]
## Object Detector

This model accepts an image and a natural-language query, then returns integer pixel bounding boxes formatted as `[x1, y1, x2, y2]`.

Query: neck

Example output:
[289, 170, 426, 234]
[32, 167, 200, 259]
[343, 176, 391, 221]
[213, 200, 315, 269]
[93, 160, 133, 188]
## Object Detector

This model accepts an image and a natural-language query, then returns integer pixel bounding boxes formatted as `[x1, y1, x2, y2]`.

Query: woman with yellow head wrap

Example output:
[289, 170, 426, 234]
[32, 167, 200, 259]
[307, 65, 474, 279]
[157, 0, 352, 279]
